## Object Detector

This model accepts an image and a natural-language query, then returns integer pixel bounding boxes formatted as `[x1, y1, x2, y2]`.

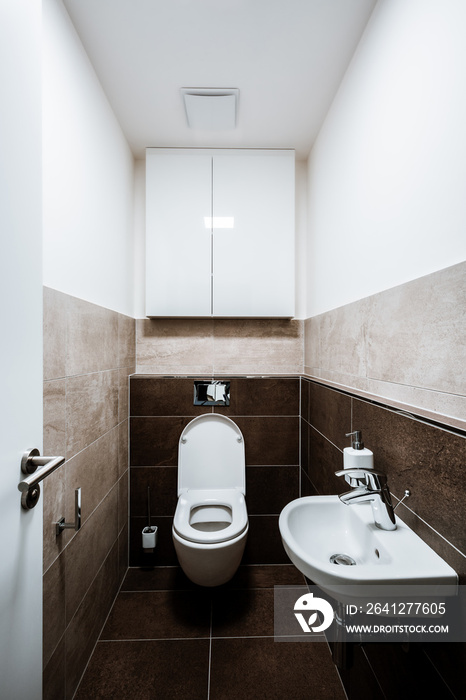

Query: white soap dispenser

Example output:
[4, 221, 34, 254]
[343, 431, 373, 484]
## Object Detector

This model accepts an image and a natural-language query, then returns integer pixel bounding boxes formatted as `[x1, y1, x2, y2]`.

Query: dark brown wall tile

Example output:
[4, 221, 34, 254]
[234, 416, 299, 465]
[352, 398, 466, 554]
[301, 469, 319, 497]
[130, 466, 178, 517]
[309, 380, 352, 449]
[246, 466, 299, 514]
[242, 515, 289, 564]
[43, 640, 66, 700]
[301, 377, 310, 423]
[301, 417, 309, 475]
[424, 643, 466, 700]
[130, 377, 208, 417]
[215, 377, 299, 416]
[130, 416, 189, 466]
[308, 426, 344, 495]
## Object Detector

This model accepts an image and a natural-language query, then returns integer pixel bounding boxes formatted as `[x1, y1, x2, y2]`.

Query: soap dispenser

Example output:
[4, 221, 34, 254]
[343, 431, 373, 485]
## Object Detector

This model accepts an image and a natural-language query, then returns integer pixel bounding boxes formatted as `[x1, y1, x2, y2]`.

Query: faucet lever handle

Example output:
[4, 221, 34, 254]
[335, 468, 385, 478]
[335, 468, 387, 489]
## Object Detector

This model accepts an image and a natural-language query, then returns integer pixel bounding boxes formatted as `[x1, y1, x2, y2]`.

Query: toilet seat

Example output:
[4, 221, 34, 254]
[173, 488, 248, 544]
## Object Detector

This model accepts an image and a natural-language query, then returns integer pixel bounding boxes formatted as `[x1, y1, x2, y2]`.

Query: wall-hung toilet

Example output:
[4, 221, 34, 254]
[172, 414, 248, 587]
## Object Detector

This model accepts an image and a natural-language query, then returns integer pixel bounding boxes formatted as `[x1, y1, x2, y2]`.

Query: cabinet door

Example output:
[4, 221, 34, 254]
[212, 151, 295, 317]
[146, 150, 212, 316]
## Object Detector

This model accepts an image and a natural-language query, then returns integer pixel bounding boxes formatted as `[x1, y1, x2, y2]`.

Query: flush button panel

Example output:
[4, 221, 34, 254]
[194, 381, 230, 406]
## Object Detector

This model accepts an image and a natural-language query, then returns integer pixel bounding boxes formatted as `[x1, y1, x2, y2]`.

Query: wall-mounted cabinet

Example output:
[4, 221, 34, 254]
[145, 148, 295, 318]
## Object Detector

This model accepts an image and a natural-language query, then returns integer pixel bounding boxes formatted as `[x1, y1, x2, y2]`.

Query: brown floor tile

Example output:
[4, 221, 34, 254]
[122, 564, 305, 593]
[74, 639, 209, 700]
[212, 588, 275, 638]
[222, 564, 306, 589]
[100, 590, 211, 640]
[209, 637, 346, 699]
[122, 566, 197, 591]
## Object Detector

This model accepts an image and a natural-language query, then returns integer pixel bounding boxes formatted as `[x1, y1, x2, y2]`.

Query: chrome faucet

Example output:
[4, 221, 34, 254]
[335, 468, 397, 531]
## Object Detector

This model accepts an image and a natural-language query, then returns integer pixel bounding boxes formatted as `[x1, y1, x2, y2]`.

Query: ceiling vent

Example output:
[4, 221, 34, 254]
[181, 88, 239, 130]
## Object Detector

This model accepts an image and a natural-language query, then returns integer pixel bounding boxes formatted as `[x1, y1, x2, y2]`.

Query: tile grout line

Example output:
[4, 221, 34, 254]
[207, 599, 213, 699]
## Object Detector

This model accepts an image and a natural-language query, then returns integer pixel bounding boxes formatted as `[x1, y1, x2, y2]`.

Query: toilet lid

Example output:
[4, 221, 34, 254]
[178, 414, 245, 495]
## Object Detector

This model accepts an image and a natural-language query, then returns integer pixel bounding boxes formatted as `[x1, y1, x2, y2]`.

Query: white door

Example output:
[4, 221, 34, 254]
[0, 1, 43, 698]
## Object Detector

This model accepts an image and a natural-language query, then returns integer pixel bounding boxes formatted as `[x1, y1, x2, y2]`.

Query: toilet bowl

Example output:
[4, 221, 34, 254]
[172, 414, 248, 586]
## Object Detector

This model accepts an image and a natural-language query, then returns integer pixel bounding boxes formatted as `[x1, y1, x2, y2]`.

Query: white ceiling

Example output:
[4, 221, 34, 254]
[62, 0, 377, 160]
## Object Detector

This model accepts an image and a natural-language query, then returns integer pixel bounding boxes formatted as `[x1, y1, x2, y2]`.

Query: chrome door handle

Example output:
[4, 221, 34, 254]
[18, 448, 65, 510]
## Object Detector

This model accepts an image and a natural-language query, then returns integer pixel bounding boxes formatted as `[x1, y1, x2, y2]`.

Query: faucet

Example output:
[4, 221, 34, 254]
[335, 468, 397, 531]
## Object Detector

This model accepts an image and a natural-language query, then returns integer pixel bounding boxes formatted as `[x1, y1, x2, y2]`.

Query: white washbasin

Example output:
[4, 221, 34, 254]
[279, 495, 457, 603]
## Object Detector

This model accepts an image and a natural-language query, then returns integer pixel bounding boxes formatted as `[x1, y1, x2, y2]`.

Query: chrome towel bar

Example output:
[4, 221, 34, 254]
[18, 448, 65, 510]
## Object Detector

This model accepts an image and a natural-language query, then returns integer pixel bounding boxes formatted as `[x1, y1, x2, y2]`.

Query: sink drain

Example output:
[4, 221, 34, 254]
[330, 553, 356, 566]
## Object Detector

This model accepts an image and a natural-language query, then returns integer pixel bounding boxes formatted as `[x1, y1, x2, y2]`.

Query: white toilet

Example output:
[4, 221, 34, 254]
[172, 414, 249, 587]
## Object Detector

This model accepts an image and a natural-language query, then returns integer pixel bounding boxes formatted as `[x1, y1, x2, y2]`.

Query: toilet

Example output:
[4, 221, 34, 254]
[172, 414, 249, 586]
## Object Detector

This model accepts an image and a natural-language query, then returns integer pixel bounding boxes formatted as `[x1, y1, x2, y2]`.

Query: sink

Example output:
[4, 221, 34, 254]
[279, 495, 458, 603]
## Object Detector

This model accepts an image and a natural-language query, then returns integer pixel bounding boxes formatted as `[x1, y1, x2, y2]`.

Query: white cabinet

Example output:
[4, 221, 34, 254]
[146, 148, 295, 317]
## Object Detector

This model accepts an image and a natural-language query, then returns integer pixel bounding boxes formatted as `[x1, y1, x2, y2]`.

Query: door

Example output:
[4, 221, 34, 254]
[0, 1, 43, 698]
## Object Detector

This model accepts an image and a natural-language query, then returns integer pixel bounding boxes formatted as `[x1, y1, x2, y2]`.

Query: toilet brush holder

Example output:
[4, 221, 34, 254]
[142, 525, 158, 553]
[142, 485, 157, 552]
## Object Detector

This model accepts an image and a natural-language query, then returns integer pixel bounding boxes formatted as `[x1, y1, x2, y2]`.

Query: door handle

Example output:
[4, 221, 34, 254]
[18, 448, 65, 510]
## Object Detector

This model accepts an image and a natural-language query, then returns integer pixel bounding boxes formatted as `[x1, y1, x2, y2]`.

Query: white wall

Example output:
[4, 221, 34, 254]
[306, 0, 466, 317]
[42, 0, 135, 316]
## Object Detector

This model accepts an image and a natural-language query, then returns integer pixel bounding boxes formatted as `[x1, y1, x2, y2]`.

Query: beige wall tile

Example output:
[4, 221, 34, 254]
[118, 420, 129, 477]
[304, 262, 466, 427]
[43, 556, 66, 668]
[65, 541, 119, 700]
[366, 262, 466, 395]
[65, 486, 118, 623]
[304, 299, 369, 377]
[66, 370, 119, 458]
[118, 313, 136, 368]
[118, 471, 128, 534]
[136, 318, 214, 374]
[65, 427, 119, 526]
[43, 379, 66, 457]
[118, 366, 134, 424]
[66, 297, 119, 376]
[213, 319, 304, 374]
[43, 466, 66, 573]
[44, 287, 67, 381]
